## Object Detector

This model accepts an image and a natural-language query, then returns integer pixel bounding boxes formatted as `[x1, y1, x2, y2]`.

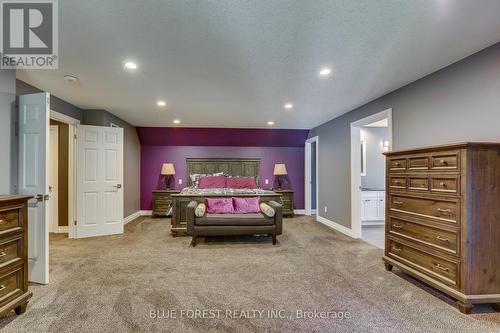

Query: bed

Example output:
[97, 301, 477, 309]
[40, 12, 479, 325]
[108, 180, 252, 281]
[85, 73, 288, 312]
[170, 158, 282, 236]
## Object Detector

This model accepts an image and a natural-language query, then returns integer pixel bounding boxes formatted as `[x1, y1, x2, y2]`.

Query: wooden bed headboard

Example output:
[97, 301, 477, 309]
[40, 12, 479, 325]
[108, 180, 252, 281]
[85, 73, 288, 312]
[186, 158, 260, 186]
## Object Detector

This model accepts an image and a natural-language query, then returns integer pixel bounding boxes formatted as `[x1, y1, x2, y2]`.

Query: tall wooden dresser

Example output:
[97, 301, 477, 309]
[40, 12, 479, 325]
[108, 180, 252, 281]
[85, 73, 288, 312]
[0, 195, 33, 317]
[383, 143, 500, 313]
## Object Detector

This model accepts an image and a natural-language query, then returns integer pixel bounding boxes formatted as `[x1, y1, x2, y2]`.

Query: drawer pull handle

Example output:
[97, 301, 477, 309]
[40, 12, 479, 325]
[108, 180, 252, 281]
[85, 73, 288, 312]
[0, 285, 5, 291]
[436, 236, 449, 242]
[394, 180, 399, 184]
[0, 219, 4, 225]
[0, 251, 6, 258]
[439, 159, 447, 165]
[391, 245, 402, 252]
[439, 182, 447, 187]
[393, 201, 403, 205]
[435, 263, 449, 272]
[437, 208, 452, 213]
[393, 224, 404, 229]
[394, 162, 400, 166]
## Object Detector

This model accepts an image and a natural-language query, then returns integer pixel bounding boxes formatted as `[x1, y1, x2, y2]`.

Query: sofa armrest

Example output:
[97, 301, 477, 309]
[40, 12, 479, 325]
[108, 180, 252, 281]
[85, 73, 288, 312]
[186, 200, 198, 236]
[268, 200, 283, 235]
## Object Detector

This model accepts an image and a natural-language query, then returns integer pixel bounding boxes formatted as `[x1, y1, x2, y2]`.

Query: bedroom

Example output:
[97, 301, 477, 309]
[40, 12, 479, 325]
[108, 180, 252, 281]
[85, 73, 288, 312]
[1, 1, 500, 332]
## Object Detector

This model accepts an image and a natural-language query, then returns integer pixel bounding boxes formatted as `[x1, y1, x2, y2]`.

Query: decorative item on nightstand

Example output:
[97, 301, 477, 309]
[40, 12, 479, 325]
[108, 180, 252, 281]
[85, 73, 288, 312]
[152, 190, 180, 217]
[273, 163, 288, 190]
[273, 189, 294, 217]
[161, 163, 176, 189]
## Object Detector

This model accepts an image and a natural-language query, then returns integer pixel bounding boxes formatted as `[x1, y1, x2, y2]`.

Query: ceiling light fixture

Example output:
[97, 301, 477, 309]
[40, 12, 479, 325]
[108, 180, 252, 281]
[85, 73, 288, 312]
[267, 121, 274, 126]
[157, 101, 166, 107]
[319, 67, 331, 76]
[63, 74, 79, 82]
[124, 61, 137, 70]
[284, 103, 293, 109]
[173, 119, 180, 124]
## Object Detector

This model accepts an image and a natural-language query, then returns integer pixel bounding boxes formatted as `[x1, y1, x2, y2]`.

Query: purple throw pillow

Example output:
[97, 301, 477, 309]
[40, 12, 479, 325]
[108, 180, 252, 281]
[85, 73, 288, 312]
[199, 176, 226, 189]
[226, 177, 257, 189]
[206, 198, 234, 214]
[233, 197, 260, 213]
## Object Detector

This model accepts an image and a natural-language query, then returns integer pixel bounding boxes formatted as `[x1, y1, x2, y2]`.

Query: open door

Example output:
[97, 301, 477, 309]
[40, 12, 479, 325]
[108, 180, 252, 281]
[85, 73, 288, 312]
[76, 125, 124, 238]
[18, 92, 50, 284]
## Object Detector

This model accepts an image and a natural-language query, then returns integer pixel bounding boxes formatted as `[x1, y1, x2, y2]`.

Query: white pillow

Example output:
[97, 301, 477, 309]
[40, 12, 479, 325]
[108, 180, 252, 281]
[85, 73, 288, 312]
[195, 203, 206, 217]
[260, 203, 275, 217]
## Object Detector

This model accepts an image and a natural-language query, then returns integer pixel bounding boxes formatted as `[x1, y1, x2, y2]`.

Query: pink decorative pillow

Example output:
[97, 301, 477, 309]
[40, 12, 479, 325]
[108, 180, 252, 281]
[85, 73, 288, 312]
[206, 198, 234, 214]
[233, 197, 260, 213]
[199, 176, 226, 189]
[226, 177, 257, 189]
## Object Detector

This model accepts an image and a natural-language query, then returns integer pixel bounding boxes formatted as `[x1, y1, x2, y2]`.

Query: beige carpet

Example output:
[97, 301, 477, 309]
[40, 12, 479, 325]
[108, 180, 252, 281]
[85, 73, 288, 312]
[1, 216, 499, 332]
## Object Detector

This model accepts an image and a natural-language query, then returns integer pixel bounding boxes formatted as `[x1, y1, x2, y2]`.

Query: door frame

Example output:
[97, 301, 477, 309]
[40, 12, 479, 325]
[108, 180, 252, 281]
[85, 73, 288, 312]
[50, 110, 80, 239]
[304, 136, 319, 216]
[350, 108, 392, 239]
[49, 125, 59, 233]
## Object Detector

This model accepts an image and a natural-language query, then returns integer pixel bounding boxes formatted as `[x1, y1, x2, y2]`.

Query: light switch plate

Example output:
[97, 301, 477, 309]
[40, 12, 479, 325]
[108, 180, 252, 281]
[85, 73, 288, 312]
[178, 179, 183, 185]
[265, 179, 269, 185]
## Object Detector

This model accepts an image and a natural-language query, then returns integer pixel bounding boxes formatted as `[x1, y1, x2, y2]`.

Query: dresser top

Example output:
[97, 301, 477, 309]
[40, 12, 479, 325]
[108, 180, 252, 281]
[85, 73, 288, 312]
[384, 142, 500, 156]
[0, 195, 33, 203]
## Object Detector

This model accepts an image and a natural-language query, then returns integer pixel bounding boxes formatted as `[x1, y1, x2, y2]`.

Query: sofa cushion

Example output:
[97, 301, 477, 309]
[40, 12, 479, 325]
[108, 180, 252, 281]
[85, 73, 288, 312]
[195, 213, 274, 226]
[205, 197, 234, 214]
[260, 202, 275, 217]
[195, 203, 206, 217]
[233, 197, 260, 213]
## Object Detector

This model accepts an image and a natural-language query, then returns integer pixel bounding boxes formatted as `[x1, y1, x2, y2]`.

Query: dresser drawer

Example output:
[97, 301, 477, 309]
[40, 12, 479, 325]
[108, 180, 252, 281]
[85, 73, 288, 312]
[390, 195, 458, 223]
[389, 216, 458, 254]
[0, 208, 21, 232]
[430, 152, 459, 170]
[389, 158, 406, 171]
[407, 176, 429, 191]
[408, 156, 429, 170]
[388, 239, 458, 287]
[430, 175, 460, 195]
[0, 237, 22, 269]
[389, 176, 406, 190]
[0, 267, 23, 306]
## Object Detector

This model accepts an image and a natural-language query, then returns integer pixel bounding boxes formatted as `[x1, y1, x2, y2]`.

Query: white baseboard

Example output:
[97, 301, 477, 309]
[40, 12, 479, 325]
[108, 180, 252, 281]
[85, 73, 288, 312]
[362, 220, 385, 226]
[293, 209, 305, 215]
[53, 226, 68, 234]
[140, 210, 153, 216]
[311, 209, 317, 214]
[123, 211, 142, 224]
[316, 215, 357, 238]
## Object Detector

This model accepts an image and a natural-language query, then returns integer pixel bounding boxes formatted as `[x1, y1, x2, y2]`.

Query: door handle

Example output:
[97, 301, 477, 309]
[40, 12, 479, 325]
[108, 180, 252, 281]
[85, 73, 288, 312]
[35, 194, 50, 202]
[114, 184, 122, 189]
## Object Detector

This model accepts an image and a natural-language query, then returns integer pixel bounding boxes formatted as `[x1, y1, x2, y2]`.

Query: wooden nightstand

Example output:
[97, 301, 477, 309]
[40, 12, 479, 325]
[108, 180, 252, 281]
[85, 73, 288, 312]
[152, 190, 180, 217]
[273, 189, 294, 217]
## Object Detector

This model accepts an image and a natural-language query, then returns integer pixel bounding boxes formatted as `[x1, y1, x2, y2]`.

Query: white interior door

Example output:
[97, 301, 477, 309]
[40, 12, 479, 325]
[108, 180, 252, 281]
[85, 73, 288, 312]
[76, 125, 124, 238]
[18, 92, 50, 284]
[49, 125, 59, 233]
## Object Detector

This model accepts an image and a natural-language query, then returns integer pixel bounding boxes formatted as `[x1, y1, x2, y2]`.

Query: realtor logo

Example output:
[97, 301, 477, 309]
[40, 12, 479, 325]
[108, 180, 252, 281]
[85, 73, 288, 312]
[1, 0, 58, 69]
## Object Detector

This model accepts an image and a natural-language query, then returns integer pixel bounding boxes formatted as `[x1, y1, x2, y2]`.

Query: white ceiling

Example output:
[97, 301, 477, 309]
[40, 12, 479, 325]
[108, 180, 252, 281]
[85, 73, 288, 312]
[17, 0, 500, 129]
[364, 119, 388, 128]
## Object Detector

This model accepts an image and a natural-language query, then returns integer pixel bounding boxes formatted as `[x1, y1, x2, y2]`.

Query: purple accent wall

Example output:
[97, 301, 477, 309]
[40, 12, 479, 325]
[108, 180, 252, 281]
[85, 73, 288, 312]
[137, 127, 309, 147]
[141, 146, 305, 210]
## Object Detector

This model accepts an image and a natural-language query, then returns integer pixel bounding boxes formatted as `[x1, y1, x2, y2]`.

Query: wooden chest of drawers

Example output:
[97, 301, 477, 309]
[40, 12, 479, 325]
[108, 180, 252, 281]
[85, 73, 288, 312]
[0, 195, 33, 317]
[383, 143, 500, 314]
[273, 190, 294, 217]
[152, 190, 180, 217]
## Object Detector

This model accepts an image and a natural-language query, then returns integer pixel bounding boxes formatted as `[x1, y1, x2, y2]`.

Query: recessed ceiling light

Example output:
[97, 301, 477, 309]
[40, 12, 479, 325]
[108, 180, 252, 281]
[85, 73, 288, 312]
[124, 61, 137, 70]
[267, 121, 274, 126]
[284, 103, 293, 109]
[173, 119, 180, 124]
[63, 74, 79, 82]
[157, 101, 166, 107]
[319, 67, 331, 76]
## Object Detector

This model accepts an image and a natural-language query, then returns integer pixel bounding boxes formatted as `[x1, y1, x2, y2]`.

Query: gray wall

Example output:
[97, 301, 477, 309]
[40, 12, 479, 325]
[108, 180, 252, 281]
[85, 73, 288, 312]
[82, 110, 141, 218]
[16, 81, 141, 218]
[0, 70, 16, 194]
[360, 127, 388, 190]
[309, 42, 500, 228]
